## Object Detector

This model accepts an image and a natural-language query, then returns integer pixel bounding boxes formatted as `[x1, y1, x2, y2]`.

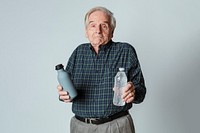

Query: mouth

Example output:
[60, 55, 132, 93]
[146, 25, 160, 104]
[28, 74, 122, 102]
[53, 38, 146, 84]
[95, 35, 103, 38]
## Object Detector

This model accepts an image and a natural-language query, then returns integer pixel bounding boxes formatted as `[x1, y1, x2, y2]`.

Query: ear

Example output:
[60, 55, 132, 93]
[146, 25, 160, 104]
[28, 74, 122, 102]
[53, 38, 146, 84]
[111, 29, 114, 38]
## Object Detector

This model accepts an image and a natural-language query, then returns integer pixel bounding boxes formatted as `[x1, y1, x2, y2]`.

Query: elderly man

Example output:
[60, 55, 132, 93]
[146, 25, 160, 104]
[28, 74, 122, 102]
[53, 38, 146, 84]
[57, 6, 146, 133]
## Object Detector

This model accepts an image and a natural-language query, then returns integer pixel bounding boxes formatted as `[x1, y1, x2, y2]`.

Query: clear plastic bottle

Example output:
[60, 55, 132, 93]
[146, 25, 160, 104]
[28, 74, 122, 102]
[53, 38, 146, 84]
[113, 68, 127, 106]
[55, 64, 77, 100]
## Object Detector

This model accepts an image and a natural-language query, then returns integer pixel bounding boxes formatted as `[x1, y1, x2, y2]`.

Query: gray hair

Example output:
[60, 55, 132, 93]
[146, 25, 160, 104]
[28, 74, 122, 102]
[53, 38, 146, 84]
[84, 6, 116, 31]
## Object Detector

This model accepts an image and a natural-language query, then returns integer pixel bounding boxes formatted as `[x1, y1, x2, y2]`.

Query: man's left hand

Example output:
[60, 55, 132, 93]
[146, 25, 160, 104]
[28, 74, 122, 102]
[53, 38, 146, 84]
[122, 82, 135, 103]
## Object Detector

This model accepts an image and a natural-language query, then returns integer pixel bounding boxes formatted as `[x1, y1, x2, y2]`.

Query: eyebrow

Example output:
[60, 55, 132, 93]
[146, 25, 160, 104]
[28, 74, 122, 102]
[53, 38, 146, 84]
[89, 20, 109, 24]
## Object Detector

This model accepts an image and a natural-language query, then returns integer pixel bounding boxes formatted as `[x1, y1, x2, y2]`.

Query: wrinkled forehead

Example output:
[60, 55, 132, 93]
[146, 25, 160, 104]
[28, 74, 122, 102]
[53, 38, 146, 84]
[88, 10, 110, 20]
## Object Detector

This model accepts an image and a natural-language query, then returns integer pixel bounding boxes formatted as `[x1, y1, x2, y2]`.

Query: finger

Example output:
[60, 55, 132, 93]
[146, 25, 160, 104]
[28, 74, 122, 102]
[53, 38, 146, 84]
[57, 85, 63, 91]
[127, 81, 133, 87]
[122, 91, 132, 99]
[122, 91, 129, 99]
[60, 95, 70, 100]
[124, 92, 135, 102]
[123, 89, 135, 100]
[125, 97, 134, 103]
[58, 90, 68, 96]
[122, 88, 134, 98]
[123, 82, 134, 93]
[123, 84, 130, 92]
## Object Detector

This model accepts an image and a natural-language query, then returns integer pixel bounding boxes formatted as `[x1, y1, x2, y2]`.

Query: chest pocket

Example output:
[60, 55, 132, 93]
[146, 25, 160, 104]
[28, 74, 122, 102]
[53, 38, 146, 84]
[102, 66, 129, 88]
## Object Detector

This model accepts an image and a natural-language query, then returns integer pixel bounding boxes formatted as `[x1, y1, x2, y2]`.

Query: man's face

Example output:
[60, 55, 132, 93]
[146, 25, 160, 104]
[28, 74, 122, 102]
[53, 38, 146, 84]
[85, 11, 113, 47]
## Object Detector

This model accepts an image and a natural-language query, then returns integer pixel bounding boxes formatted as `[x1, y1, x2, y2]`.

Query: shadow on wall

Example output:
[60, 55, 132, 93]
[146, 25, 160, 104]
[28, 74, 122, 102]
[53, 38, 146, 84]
[160, 32, 200, 132]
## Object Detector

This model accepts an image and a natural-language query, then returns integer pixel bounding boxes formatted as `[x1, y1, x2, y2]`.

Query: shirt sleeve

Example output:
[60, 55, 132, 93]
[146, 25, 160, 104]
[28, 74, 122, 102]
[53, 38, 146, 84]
[65, 47, 78, 76]
[128, 45, 146, 104]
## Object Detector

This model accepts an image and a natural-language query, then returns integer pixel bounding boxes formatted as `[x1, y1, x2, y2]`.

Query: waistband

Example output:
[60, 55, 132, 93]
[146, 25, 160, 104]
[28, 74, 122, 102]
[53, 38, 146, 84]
[75, 111, 129, 125]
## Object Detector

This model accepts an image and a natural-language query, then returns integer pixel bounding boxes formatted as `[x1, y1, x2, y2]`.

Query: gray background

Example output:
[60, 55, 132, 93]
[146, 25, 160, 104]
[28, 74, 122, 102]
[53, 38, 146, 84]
[0, 0, 200, 133]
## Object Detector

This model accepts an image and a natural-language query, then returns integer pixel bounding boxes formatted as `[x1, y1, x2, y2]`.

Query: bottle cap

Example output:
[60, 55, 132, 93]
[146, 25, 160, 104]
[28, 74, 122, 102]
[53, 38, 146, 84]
[55, 64, 64, 70]
[119, 68, 125, 71]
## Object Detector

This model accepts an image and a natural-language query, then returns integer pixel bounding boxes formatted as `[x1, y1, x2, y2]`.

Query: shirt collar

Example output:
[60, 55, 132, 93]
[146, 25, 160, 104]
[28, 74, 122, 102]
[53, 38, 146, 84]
[89, 40, 113, 52]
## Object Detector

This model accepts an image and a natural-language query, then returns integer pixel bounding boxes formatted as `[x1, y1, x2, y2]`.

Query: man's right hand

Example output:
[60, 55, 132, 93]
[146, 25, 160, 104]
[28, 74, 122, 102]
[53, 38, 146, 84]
[57, 85, 72, 103]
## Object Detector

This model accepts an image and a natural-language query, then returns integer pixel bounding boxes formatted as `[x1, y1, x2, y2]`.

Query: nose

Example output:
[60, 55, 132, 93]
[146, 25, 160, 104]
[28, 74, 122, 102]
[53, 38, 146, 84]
[96, 25, 102, 34]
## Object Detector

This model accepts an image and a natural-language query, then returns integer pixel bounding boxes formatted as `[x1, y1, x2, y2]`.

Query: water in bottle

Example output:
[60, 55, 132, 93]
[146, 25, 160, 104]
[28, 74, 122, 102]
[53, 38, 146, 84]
[113, 68, 127, 106]
[55, 64, 77, 100]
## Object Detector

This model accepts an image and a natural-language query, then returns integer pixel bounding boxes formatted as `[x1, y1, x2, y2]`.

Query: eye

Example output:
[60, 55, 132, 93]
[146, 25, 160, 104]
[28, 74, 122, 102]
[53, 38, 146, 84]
[89, 23, 96, 28]
[101, 24, 108, 30]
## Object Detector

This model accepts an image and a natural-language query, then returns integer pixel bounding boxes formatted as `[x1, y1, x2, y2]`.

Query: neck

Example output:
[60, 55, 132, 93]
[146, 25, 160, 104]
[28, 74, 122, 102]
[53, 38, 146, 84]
[90, 40, 112, 54]
[93, 46, 99, 54]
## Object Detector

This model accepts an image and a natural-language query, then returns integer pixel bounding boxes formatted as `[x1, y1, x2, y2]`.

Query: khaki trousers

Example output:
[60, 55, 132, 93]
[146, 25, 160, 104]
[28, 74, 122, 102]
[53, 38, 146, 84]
[70, 114, 135, 133]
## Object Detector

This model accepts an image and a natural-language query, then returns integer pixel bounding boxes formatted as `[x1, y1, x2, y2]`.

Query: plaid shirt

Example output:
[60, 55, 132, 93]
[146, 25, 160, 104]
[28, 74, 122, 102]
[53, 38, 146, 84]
[66, 40, 146, 118]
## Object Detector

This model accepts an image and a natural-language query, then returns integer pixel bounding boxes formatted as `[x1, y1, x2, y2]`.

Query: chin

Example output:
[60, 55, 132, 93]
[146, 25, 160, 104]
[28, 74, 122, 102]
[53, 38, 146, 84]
[92, 41, 103, 45]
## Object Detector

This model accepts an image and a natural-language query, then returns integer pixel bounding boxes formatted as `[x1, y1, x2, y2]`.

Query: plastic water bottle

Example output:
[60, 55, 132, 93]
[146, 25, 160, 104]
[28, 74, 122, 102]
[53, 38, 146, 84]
[113, 68, 127, 106]
[55, 64, 77, 100]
